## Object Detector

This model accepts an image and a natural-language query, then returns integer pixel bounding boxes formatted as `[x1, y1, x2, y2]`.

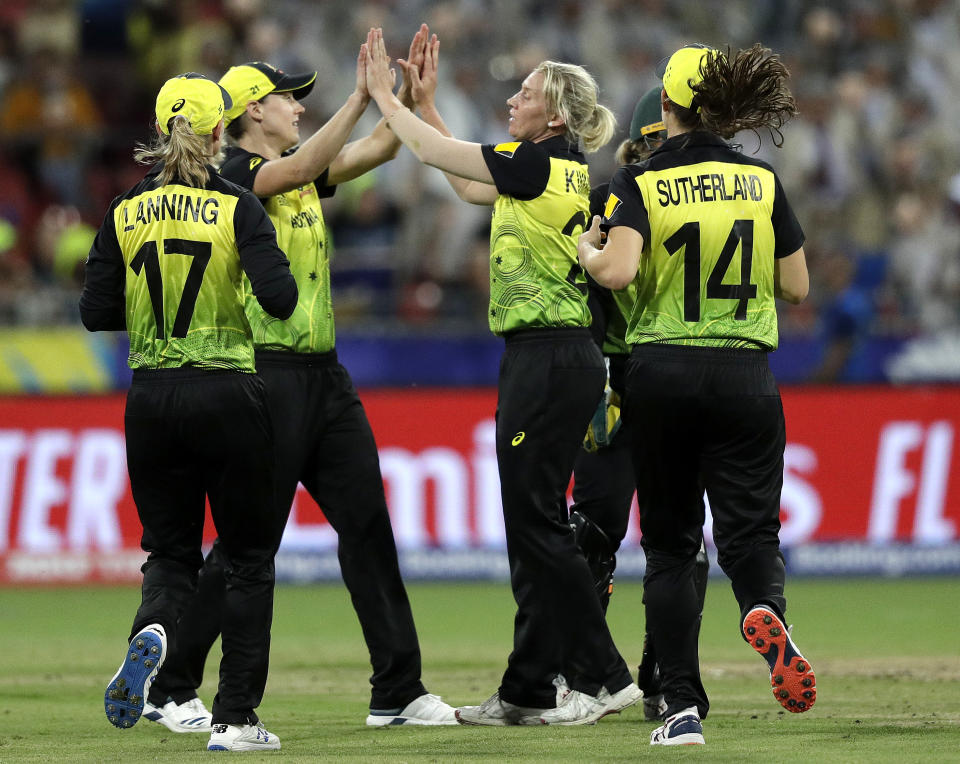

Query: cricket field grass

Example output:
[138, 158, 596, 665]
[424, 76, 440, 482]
[1, 577, 958, 762]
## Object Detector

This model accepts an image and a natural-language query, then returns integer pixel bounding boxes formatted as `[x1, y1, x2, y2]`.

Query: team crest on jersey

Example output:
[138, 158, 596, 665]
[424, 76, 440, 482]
[603, 193, 622, 219]
[249, 157, 263, 170]
[494, 141, 521, 158]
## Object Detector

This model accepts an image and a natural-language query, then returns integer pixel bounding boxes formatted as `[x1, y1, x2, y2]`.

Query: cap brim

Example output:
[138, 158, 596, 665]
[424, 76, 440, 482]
[216, 83, 233, 111]
[273, 71, 317, 101]
[655, 56, 669, 80]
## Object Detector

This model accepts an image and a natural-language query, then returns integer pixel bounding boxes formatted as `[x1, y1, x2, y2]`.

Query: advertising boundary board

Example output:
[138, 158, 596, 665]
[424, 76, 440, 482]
[1, 386, 958, 583]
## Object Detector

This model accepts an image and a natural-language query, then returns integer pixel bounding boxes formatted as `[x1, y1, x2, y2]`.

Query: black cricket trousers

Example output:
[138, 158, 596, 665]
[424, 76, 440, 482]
[125, 368, 277, 726]
[570, 353, 634, 551]
[623, 343, 788, 720]
[149, 350, 427, 712]
[496, 328, 633, 709]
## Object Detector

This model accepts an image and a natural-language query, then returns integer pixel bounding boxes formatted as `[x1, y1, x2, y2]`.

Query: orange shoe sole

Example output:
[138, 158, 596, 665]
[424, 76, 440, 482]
[742, 607, 816, 713]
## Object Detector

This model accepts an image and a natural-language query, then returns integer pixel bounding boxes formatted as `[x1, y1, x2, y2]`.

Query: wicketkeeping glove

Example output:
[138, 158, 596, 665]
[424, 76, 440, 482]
[582, 385, 622, 452]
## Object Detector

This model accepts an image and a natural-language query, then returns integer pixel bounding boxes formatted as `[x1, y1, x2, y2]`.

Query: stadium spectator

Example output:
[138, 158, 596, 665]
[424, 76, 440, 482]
[1, 1, 960, 379]
[0, 49, 102, 208]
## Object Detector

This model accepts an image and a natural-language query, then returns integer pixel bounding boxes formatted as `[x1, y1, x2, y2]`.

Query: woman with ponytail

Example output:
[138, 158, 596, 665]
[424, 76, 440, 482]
[362, 27, 640, 726]
[80, 73, 297, 752]
[579, 44, 813, 746]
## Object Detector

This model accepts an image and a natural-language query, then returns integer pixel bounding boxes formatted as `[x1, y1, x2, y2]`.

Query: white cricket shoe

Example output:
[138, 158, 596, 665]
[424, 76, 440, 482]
[207, 722, 280, 751]
[366, 693, 457, 726]
[538, 682, 642, 726]
[454, 691, 545, 726]
[597, 682, 643, 716]
[143, 696, 213, 733]
[552, 674, 571, 705]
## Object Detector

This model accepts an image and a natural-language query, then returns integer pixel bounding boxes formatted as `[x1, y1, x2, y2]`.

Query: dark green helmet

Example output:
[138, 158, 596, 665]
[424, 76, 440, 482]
[628, 86, 666, 147]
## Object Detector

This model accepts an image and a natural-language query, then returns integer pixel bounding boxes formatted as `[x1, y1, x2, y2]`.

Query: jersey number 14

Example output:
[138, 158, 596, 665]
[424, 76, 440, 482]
[664, 219, 757, 322]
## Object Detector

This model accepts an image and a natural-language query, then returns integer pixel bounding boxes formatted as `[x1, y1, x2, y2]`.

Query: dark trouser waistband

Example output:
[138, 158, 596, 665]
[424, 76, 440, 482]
[131, 367, 249, 382]
[631, 343, 768, 366]
[503, 327, 592, 345]
[255, 349, 339, 367]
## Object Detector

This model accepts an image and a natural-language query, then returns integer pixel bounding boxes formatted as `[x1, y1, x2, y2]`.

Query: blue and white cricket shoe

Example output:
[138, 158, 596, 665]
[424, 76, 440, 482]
[650, 706, 705, 746]
[104, 624, 167, 729]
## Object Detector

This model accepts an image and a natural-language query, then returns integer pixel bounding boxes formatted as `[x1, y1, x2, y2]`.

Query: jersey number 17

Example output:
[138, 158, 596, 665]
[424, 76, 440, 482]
[130, 238, 212, 339]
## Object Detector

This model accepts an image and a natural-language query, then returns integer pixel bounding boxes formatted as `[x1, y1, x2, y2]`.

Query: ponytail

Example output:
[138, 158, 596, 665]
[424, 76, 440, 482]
[579, 103, 617, 153]
[674, 44, 797, 147]
[536, 61, 616, 154]
[134, 116, 215, 187]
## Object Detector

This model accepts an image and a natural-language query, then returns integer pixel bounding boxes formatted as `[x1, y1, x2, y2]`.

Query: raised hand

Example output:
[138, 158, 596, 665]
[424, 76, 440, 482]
[364, 27, 397, 102]
[396, 23, 428, 106]
[355, 39, 370, 102]
[413, 33, 439, 108]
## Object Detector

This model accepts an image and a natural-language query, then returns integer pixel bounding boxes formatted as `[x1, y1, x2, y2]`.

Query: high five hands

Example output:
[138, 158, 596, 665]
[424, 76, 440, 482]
[364, 25, 440, 111]
[364, 27, 398, 103]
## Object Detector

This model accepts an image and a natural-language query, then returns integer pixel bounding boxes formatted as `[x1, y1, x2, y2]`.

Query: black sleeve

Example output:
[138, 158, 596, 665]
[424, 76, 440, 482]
[601, 166, 650, 242]
[221, 150, 336, 199]
[313, 168, 336, 199]
[588, 183, 609, 219]
[234, 191, 298, 319]
[78, 199, 126, 331]
[772, 174, 805, 257]
[219, 150, 262, 192]
[480, 140, 550, 200]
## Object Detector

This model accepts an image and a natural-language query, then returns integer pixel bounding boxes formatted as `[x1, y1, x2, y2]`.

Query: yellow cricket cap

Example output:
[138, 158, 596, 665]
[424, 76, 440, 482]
[219, 62, 317, 125]
[155, 72, 233, 135]
[658, 45, 720, 110]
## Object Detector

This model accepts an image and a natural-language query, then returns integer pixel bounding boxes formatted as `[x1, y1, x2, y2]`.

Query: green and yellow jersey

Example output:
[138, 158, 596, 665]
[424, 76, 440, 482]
[480, 136, 593, 335]
[220, 146, 337, 353]
[603, 131, 804, 350]
[79, 163, 297, 371]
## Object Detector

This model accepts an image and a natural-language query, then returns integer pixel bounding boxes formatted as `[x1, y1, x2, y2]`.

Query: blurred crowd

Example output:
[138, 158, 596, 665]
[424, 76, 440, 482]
[1, 0, 959, 381]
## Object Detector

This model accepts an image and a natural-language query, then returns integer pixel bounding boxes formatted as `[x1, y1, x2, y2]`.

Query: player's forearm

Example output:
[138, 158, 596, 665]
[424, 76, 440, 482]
[579, 245, 632, 291]
[329, 81, 416, 183]
[580, 234, 641, 291]
[375, 98, 491, 183]
[266, 92, 369, 192]
[326, 121, 401, 185]
[414, 103, 494, 203]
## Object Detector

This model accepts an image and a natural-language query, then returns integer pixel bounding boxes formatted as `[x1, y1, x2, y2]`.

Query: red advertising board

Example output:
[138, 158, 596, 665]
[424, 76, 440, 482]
[1, 386, 958, 583]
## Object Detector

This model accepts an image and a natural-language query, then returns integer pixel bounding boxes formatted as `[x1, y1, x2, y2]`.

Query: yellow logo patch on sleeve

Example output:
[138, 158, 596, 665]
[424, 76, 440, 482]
[603, 193, 622, 220]
[494, 142, 521, 158]
[249, 157, 263, 170]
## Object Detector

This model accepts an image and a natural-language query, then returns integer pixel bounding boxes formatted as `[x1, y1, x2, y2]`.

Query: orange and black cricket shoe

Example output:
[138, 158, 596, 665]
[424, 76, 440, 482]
[742, 606, 816, 713]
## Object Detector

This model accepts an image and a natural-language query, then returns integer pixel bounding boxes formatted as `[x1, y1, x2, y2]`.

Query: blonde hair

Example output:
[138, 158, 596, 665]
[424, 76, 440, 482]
[535, 61, 616, 153]
[134, 116, 217, 187]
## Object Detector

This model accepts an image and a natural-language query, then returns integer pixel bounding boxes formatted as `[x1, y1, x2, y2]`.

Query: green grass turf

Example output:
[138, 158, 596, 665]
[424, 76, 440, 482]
[1, 577, 958, 761]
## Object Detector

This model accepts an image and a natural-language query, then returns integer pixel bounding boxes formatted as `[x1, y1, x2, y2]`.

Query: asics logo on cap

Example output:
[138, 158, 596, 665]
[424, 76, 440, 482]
[171, 99, 185, 112]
